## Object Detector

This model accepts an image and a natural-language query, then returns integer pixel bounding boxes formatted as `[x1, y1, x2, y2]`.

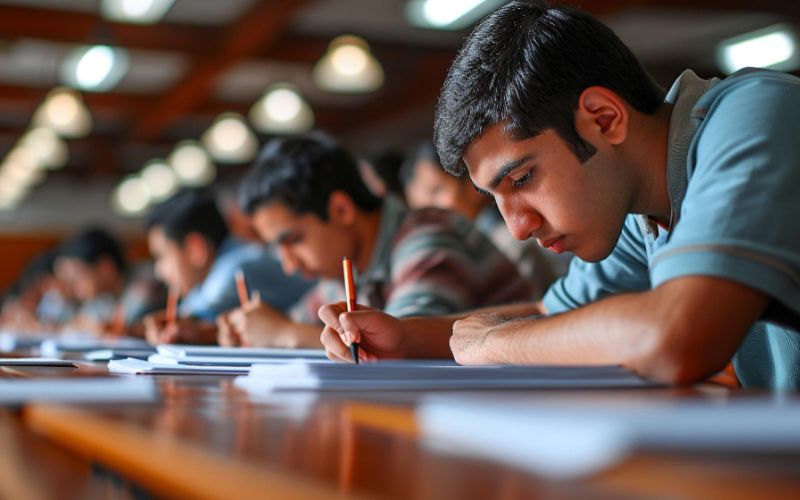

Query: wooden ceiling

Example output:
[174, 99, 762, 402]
[0, 0, 797, 181]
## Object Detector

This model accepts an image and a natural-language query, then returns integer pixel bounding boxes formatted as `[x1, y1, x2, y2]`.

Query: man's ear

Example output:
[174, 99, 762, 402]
[184, 233, 212, 268]
[327, 191, 358, 225]
[574, 86, 629, 146]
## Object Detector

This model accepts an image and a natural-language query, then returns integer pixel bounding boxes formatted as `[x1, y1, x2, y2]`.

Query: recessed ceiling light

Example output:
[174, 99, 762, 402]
[717, 24, 799, 74]
[101, 0, 176, 24]
[60, 45, 129, 92]
[406, 0, 506, 30]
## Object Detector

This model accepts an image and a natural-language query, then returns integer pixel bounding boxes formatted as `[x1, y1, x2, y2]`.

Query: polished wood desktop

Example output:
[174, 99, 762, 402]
[2, 367, 800, 500]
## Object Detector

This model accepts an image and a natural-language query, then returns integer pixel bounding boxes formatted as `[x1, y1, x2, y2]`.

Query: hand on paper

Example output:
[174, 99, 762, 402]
[450, 312, 509, 365]
[227, 295, 298, 348]
[317, 302, 408, 363]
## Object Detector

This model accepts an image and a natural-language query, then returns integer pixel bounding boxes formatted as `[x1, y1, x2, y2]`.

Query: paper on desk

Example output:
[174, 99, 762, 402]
[108, 357, 249, 375]
[418, 394, 800, 479]
[0, 331, 53, 352]
[148, 353, 334, 367]
[40, 336, 150, 357]
[156, 344, 328, 359]
[0, 377, 157, 405]
[84, 348, 157, 362]
[235, 362, 651, 393]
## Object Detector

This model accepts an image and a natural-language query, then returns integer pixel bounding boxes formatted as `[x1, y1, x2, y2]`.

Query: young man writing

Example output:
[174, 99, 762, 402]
[218, 134, 531, 351]
[144, 188, 313, 344]
[319, 0, 800, 389]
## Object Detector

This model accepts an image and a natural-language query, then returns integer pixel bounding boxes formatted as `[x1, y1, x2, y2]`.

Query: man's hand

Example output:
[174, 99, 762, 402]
[143, 311, 217, 345]
[450, 312, 509, 364]
[228, 296, 298, 348]
[317, 302, 409, 363]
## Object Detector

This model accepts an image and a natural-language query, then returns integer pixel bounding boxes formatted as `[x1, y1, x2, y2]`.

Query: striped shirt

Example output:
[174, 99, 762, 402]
[290, 197, 532, 323]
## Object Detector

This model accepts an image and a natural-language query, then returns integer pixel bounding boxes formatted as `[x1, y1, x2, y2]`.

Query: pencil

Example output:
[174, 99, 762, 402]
[235, 270, 249, 306]
[166, 287, 179, 325]
[342, 256, 359, 364]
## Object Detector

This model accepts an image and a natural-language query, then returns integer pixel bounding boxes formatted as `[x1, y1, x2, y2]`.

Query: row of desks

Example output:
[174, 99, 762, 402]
[2, 364, 800, 499]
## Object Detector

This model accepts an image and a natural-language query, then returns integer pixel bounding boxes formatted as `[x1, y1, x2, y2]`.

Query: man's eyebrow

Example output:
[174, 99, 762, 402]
[489, 156, 533, 190]
[274, 229, 297, 245]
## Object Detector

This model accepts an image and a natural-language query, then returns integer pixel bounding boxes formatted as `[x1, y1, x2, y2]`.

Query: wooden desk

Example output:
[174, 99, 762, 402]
[3, 373, 796, 500]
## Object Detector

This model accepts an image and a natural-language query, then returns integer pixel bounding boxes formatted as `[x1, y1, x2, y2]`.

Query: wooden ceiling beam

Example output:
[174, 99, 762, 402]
[131, 0, 311, 141]
[0, 5, 216, 54]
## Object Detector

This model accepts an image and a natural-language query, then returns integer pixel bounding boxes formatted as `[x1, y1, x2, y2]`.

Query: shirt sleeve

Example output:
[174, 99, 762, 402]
[383, 218, 532, 317]
[543, 215, 651, 314]
[651, 74, 800, 318]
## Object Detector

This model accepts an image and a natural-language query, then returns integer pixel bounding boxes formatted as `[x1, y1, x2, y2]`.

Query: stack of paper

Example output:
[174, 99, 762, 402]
[0, 377, 157, 405]
[40, 336, 151, 357]
[0, 358, 77, 367]
[235, 362, 651, 393]
[108, 358, 251, 375]
[0, 331, 53, 352]
[156, 345, 329, 360]
[418, 394, 800, 479]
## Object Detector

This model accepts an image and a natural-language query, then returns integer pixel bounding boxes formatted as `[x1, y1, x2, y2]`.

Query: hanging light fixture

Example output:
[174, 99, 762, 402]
[60, 44, 130, 92]
[406, 0, 505, 30]
[19, 127, 68, 170]
[169, 140, 216, 186]
[312, 35, 384, 94]
[717, 24, 799, 74]
[249, 83, 314, 134]
[32, 87, 92, 138]
[101, 0, 176, 24]
[140, 159, 178, 201]
[112, 176, 151, 216]
[201, 113, 257, 164]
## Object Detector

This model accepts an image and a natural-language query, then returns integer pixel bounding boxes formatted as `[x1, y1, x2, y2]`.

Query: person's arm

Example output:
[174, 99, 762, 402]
[452, 276, 769, 384]
[318, 300, 544, 362]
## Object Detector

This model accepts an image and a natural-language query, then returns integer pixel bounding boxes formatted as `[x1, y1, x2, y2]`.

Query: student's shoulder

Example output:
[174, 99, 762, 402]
[395, 207, 474, 241]
[701, 68, 800, 112]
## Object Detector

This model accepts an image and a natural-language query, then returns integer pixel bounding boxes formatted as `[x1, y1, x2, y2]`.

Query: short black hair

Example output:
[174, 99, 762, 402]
[434, 0, 665, 176]
[364, 147, 406, 198]
[239, 133, 382, 219]
[59, 227, 126, 272]
[399, 141, 447, 188]
[146, 188, 229, 249]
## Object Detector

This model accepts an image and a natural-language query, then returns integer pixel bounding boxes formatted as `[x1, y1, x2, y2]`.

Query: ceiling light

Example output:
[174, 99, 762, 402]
[312, 36, 384, 93]
[101, 0, 176, 24]
[201, 113, 257, 164]
[249, 83, 314, 134]
[169, 140, 216, 186]
[19, 127, 68, 169]
[32, 87, 92, 138]
[406, 0, 505, 30]
[718, 24, 799, 74]
[60, 44, 129, 92]
[141, 159, 178, 201]
[113, 176, 151, 216]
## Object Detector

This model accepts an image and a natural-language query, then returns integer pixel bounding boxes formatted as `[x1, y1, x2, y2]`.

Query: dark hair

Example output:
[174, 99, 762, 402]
[238, 133, 382, 219]
[399, 141, 452, 188]
[364, 147, 406, 198]
[434, 0, 665, 176]
[59, 227, 126, 272]
[146, 188, 229, 249]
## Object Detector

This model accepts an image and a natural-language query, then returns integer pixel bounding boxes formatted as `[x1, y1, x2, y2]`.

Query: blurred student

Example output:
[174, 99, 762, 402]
[318, 0, 800, 390]
[144, 188, 313, 344]
[0, 249, 74, 330]
[55, 227, 165, 335]
[360, 147, 406, 200]
[218, 133, 531, 350]
[401, 141, 561, 297]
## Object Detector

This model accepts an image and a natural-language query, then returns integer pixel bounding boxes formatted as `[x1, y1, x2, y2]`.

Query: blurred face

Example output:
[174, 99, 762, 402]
[250, 203, 354, 281]
[463, 123, 631, 262]
[147, 227, 203, 295]
[404, 159, 485, 220]
[54, 257, 102, 301]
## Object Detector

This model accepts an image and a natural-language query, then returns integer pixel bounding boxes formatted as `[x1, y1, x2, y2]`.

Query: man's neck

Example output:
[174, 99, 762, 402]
[352, 208, 383, 273]
[628, 103, 673, 227]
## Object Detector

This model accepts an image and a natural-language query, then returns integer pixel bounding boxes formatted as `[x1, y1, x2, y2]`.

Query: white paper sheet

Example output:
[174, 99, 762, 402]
[156, 345, 328, 359]
[418, 394, 800, 479]
[148, 353, 334, 367]
[108, 357, 250, 375]
[0, 357, 77, 367]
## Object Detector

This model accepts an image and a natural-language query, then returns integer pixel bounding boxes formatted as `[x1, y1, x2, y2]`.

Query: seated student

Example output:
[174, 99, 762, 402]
[318, 0, 800, 390]
[0, 250, 75, 330]
[401, 141, 560, 297]
[218, 133, 531, 350]
[55, 227, 165, 335]
[144, 188, 314, 344]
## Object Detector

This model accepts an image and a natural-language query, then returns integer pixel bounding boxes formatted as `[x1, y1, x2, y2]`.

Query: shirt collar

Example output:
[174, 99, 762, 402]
[360, 196, 406, 284]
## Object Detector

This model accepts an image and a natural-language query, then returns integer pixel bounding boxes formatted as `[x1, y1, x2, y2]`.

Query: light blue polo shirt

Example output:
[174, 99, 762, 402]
[544, 68, 800, 390]
[180, 236, 315, 321]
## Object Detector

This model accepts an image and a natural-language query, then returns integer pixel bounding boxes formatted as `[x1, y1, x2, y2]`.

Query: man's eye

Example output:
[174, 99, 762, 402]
[511, 169, 533, 188]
